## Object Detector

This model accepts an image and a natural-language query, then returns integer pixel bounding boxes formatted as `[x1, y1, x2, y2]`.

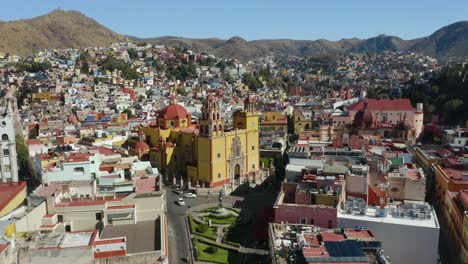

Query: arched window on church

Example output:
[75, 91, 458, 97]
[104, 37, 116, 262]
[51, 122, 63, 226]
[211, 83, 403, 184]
[213, 125, 217, 131]
[1, 134, 8, 141]
[217, 112, 220, 120]
[200, 126, 204, 134]
[219, 124, 222, 131]
[212, 113, 216, 120]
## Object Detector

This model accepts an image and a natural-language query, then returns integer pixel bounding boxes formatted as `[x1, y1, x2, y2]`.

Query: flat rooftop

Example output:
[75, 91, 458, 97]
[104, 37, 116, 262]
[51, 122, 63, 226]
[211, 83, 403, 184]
[34, 231, 96, 249]
[100, 219, 161, 254]
[338, 205, 439, 229]
[135, 175, 159, 193]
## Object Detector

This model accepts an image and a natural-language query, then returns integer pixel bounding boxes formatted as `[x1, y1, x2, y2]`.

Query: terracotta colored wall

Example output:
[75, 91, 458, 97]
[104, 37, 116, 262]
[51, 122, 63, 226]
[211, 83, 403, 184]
[274, 204, 337, 228]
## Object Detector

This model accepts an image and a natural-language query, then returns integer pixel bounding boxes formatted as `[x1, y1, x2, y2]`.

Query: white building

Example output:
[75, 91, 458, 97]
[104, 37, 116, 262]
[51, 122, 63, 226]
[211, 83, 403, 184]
[0, 96, 18, 182]
[337, 200, 439, 264]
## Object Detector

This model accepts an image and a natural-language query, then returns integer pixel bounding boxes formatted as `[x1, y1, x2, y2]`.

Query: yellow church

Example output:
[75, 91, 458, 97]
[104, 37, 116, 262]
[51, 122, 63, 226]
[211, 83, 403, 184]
[138, 94, 260, 188]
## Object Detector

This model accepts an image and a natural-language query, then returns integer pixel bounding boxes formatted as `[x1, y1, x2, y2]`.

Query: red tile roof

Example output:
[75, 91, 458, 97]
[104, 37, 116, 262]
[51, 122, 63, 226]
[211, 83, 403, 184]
[93, 249, 126, 259]
[345, 229, 374, 239]
[40, 224, 58, 229]
[93, 238, 125, 245]
[348, 99, 414, 111]
[180, 127, 199, 135]
[0, 181, 26, 214]
[135, 176, 159, 193]
[106, 205, 135, 210]
[443, 168, 467, 181]
[320, 232, 346, 242]
[302, 246, 329, 258]
[64, 157, 89, 163]
[27, 139, 43, 145]
[97, 146, 115, 155]
[0, 243, 8, 254]
[159, 104, 190, 120]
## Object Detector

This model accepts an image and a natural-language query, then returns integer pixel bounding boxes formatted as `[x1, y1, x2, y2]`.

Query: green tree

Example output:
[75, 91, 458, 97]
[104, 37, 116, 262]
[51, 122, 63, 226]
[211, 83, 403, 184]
[242, 73, 262, 91]
[100, 56, 141, 80]
[166, 64, 196, 81]
[224, 73, 235, 84]
[80, 61, 89, 74]
[121, 109, 135, 118]
[15, 134, 30, 177]
[29, 126, 39, 139]
[127, 48, 139, 60]
[442, 99, 464, 124]
[71, 107, 78, 116]
[79, 52, 90, 61]
[176, 87, 186, 95]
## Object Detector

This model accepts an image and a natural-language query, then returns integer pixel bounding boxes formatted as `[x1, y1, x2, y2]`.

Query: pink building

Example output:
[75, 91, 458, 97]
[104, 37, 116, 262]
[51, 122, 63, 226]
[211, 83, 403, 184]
[333, 98, 424, 139]
[273, 176, 343, 228]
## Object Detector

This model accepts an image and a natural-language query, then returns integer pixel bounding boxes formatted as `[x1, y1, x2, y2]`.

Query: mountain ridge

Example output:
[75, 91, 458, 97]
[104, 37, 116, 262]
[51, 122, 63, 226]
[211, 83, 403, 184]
[0, 9, 125, 56]
[0, 10, 466, 60]
[135, 21, 468, 61]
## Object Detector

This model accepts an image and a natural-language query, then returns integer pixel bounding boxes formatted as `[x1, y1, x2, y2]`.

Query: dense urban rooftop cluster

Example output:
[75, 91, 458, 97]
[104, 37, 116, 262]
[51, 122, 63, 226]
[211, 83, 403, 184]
[0, 41, 466, 264]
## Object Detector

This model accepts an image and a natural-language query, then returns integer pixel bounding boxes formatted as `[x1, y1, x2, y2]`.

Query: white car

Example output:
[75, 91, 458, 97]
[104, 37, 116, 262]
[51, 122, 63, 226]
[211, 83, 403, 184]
[176, 198, 185, 206]
[184, 193, 197, 198]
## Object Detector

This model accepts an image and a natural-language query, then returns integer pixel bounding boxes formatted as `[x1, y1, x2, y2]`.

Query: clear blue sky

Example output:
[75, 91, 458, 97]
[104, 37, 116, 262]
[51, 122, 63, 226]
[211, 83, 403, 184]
[1, 0, 467, 40]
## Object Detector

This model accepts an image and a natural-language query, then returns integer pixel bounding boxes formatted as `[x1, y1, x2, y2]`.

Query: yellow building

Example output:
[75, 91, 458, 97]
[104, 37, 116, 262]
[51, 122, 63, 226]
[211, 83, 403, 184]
[141, 94, 260, 188]
[32, 92, 51, 101]
[292, 109, 312, 133]
[260, 111, 288, 132]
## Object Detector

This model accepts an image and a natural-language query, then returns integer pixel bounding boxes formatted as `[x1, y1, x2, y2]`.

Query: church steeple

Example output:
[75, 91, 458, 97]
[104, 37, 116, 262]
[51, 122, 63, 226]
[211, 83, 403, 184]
[199, 94, 224, 137]
[244, 91, 256, 113]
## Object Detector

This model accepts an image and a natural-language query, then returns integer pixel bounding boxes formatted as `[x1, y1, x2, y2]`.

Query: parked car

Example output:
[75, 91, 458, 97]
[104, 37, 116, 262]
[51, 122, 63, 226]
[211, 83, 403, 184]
[176, 198, 185, 206]
[184, 192, 197, 198]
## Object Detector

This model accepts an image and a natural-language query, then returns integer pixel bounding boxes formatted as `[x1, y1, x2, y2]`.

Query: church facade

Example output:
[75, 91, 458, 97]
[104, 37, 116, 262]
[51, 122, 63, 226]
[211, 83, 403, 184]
[139, 95, 260, 188]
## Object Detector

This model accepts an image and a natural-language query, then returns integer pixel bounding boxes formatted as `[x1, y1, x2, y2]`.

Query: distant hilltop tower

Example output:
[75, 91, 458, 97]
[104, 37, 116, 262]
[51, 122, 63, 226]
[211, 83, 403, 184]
[0, 96, 19, 182]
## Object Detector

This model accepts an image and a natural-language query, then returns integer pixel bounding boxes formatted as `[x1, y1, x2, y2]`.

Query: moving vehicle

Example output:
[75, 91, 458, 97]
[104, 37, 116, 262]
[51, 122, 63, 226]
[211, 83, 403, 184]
[176, 198, 185, 206]
[184, 192, 197, 198]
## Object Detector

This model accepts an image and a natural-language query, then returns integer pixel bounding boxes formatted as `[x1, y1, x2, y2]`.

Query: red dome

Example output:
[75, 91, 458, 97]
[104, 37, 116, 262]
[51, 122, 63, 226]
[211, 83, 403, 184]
[353, 101, 375, 128]
[134, 141, 150, 151]
[158, 104, 190, 120]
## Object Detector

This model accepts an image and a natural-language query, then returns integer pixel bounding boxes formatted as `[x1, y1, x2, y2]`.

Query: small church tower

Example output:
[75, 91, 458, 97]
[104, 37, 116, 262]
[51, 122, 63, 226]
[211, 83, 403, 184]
[233, 92, 259, 131]
[199, 94, 224, 137]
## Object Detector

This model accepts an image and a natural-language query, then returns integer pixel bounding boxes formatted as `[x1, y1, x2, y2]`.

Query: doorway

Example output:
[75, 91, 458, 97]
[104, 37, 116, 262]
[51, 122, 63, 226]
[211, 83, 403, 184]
[234, 164, 241, 180]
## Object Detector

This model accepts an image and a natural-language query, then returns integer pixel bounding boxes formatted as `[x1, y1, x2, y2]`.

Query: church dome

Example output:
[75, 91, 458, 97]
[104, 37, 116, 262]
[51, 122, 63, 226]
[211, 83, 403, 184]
[158, 104, 190, 120]
[353, 101, 375, 128]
